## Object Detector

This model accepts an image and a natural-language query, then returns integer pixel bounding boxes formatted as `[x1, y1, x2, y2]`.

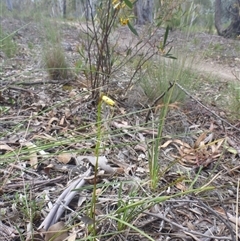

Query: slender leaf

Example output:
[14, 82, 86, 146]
[109, 215, 155, 241]
[123, 0, 133, 8]
[163, 25, 170, 47]
[127, 22, 138, 36]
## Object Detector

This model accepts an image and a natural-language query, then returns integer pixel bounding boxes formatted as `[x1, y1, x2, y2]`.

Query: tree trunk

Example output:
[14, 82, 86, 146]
[84, 0, 95, 20]
[222, 1, 240, 38]
[5, 0, 13, 11]
[63, 0, 66, 18]
[215, 0, 240, 38]
[134, 0, 153, 25]
[214, 0, 222, 35]
[72, 0, 76, 13]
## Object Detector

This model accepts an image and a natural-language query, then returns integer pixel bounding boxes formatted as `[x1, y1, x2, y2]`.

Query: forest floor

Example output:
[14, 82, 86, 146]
[0, 16, 240, 241]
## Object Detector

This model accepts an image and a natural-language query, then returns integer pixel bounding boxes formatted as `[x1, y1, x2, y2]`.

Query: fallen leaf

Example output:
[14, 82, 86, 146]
[57, 153, 75, 164]
[45, 222, 68, 241]
[66, 233, 77, 241]
[0, 144, 14, 151]
[76, 156, 115, 173]
[160, 140, 173, 148]
[194, 132, 207, 148]
[48, 117, 59, 126]
[59, 116, 66, 126]
[23, 141, 39, 169]
[175, 182, 187, 191]
[134, 143, 147, 152]
[44, 164, 54, 176]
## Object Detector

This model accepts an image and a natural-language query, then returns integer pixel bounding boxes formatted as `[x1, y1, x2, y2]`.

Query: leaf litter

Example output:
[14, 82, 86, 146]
[0, 17, 240, 241]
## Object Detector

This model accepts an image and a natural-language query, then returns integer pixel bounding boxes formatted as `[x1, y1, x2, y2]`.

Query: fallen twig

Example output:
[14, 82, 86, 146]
[197, 199, 235, 241]
[6, 85, 36, 95]
[2, 176, 65, 190]
[175, 82, 240, 132]
[144, 211, 233, 240]
[145, 81, 175, 123]
[38, 167, 92, 231]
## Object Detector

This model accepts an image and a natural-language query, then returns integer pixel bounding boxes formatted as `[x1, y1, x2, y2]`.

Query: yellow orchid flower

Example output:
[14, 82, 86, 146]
[102, 95, 115, 106]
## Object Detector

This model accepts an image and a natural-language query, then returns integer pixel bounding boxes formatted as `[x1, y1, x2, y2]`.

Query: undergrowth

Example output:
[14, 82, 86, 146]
[228, 80, 240, 119]
[139, 54, 197, 104]
[0, 1, 239, 241]
[0, 26, 18, 58]
[42, 20, 72, 80]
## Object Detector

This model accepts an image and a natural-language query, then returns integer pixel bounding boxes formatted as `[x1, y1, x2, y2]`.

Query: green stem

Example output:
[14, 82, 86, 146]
[90, 99, 102, 238]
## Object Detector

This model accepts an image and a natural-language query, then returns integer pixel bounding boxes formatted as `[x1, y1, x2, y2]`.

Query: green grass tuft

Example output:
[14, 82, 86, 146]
[0, 27, 18, 58]
[43, 45, 70, 80]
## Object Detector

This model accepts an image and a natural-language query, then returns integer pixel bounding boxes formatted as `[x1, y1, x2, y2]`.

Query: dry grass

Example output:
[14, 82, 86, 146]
[43, 46, 71, 80]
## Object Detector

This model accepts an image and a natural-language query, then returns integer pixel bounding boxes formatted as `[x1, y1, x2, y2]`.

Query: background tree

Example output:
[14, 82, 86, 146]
[134, 0, 153, 25]
[5, 0, 13, 11]
[215, 0, 240, 38]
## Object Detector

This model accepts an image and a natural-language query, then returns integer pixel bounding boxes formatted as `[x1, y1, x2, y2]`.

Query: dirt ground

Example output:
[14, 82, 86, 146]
[0, 16, 240, 241]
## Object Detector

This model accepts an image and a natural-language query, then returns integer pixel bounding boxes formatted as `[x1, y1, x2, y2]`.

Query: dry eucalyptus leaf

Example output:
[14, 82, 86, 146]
[160, 140, 173, 148]
[175, 182, 187, 191]
[134, 143, 146, 152]
[45, 221, 68, 241]
[57, 153, 75, 164]
[0, 144, 14, 151]
[23, 141, 39, 169]
[48, 117, 59, 126]
[29, 153, 38, 169]
[76, 156, 115, 173]
[59, 116, 66, 126]
[44, 164, 54, 176]
[194, 132, 207, 148]
[66, 233, 77, 241]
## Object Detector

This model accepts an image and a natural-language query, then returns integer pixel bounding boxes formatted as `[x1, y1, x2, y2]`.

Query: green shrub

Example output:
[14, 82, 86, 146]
[0, 27, 18, 58]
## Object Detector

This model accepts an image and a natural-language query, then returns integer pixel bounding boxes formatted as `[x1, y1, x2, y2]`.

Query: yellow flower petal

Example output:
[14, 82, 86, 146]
[113, 2, 121, 9]
[120, 18, 129, 26]
[102, 95, 115, 106]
